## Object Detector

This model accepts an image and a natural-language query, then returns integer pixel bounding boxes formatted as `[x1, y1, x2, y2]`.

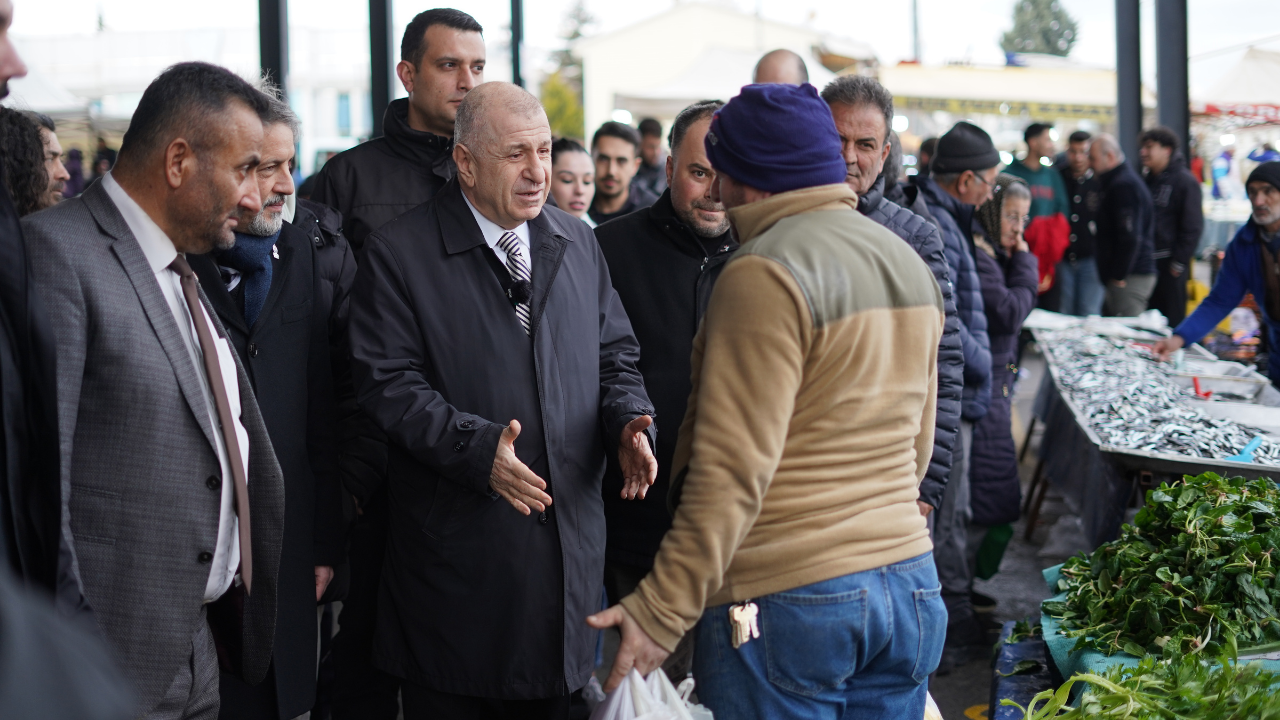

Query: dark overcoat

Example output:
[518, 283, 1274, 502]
[348, 179, 656, 699]
[191, 201, 354, 719]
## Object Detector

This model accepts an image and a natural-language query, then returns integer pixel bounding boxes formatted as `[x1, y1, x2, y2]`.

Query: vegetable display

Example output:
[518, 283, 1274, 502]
[1003, 655, 1280, 719]
[1043, 473, 1280, 658]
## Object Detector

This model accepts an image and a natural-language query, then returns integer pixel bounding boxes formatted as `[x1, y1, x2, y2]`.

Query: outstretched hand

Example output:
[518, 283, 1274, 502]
[586, 604, 670, 692]
[489, 420, 552, 515]
[618, 415, 657, 500]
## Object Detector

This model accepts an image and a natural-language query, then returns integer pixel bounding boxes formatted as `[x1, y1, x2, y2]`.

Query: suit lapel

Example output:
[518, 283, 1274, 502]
[84, 185, 221, 454]
[190, 255, 248, 335]
[527, 216, 569, 338]
[255, 238, 295, 331]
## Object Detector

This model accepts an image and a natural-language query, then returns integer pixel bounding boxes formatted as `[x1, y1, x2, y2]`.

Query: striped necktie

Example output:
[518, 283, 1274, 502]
[496, 231, 532, 335]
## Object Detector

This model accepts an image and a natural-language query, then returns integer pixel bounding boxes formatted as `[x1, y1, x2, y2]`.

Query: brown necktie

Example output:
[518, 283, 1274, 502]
[169, 255, 253, 595]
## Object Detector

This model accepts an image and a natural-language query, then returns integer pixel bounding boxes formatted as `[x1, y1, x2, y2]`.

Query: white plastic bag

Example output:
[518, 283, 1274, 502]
[588, 670, 714, 720]
[923, 691, 944, 720]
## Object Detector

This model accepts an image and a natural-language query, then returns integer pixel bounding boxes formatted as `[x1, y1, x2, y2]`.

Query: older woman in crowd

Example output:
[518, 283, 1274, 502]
[967, 174, 1037, 597]
[550, 137, 596, 227]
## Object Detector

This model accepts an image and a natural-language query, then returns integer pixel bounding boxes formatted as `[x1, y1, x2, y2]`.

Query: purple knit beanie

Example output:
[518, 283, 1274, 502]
[704, 83, 848, 194]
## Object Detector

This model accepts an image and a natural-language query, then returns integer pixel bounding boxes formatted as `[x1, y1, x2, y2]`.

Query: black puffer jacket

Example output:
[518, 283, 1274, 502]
[1145, 154, 1204, 271]
[859, 176, 962, 510]
[310, 99, 455, 257]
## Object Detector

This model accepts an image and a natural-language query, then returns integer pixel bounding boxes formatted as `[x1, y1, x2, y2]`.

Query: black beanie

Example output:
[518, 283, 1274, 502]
[931, 121, 1001, 174]
[1247, 161, 1280, 193]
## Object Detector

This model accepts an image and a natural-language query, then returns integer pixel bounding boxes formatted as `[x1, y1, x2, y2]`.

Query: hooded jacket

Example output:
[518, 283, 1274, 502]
[310, 98, 455, 257]
[1095, 161, 1156, 282]
[594, 190, 737, 569]
[858, 176, 962, 509]
[1145, 153, 1205, 272]
[918, 177, 993, 422]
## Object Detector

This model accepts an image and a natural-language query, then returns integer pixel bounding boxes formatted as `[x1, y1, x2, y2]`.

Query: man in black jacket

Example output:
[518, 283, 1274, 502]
[594, 101, 734, 678]
[187, 90, 374, 720]
[309, 10, 484, 717]
[311, 8, 484, 256]
[1141, 126, 1204, 326]
[821, 74, 962, 519]
[589, 122, 658, 225]
[349, 81, 656, 720]
[1055, 130, 1105, 316]
[1091, 133, 1156, 316]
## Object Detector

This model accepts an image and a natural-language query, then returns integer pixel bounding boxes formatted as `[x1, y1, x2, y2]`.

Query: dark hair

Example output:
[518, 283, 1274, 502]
[118, 62, 271, 165]
[0, 108, 49, 216]
[401, 8, 483, 69]
[820, 75, 894, 142]
[668, 100, 723, 158]
[592, 121, 640, 151]
[1139, 125, 1179, 151]
[919, 137, 938, 158]
[1068, 130, 1091, 144]
[551, 137, 588, 165]
[637, 118, 662, 139]
[1024, 122, 1053, 144]
[25, 111, 55, 133]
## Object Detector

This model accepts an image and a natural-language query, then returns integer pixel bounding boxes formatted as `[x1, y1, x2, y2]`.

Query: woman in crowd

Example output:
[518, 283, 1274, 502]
[968, 175, 1037, 593]
[550, 137, 596, 227]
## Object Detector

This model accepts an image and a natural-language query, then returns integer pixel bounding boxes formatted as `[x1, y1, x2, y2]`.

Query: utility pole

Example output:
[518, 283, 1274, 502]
[511, 0, 524, 87]
[912, 0, 921, 62]
[1115, 0, 1142, 164]
[1156, 0, 1190, 155]
[369, 0, 393, 138]
[259, 0, 288, 93]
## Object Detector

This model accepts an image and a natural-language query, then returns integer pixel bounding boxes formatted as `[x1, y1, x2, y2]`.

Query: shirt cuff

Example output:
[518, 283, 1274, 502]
[619, 586, 686, 654]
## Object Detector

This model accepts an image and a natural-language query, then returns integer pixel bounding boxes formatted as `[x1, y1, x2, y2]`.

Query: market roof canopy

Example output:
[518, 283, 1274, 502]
[1194, 47, 1280, 122]
[874, 62, 1154, 121]
[613, 47, 837, 120]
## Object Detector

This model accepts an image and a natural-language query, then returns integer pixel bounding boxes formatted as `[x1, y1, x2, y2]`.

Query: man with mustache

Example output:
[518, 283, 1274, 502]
[31, 113, 71, 210]
[348, 81, 656, 719]
[186, 84, 370, 720]
[23, 61, 286, 719]
[589, 121, 658, 226]
[593, 100, 736, 680]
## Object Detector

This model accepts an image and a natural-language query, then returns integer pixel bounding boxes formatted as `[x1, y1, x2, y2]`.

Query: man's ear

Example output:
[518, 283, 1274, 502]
[453, 143, 475, 188]
[395, 60, 416, 95]
[164, 138, 193, 190]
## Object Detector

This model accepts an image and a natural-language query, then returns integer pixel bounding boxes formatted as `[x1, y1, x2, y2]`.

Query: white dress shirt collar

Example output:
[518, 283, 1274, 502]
[101, 172, 180, 273]
[461, 189, 531, 267]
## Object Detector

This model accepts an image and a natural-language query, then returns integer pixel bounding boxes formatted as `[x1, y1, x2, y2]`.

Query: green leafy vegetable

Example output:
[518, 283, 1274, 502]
[1006, 618, 1044, 645]
[1002, 654, 1280, 719]
[1044, 473, 1280, 657]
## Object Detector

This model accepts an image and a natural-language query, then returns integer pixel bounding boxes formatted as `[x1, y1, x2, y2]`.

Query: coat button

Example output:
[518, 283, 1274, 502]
[206, 475, 221, 490]
[453, 442, 465, 452]
[539, 511, 548, 525]
[198, 551, 213, 564]
[1070, 213, 1079, 222]
[460, 420, 474, 429]
[248, 343, 259, 358]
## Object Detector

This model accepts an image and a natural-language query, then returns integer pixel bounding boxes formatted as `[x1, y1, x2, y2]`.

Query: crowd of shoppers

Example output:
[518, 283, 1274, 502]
[0, 0, 1247, 715]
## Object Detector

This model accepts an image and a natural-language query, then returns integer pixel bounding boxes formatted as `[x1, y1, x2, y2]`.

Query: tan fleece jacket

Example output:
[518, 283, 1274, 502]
[619, 184, 944, 652]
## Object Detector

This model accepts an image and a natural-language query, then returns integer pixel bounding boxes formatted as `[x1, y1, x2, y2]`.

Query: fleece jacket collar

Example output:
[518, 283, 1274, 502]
[727, 183, 857, 244]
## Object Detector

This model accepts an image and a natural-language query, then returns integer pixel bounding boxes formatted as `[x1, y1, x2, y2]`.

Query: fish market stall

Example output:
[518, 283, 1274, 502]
[1027, 319, 1280, 548]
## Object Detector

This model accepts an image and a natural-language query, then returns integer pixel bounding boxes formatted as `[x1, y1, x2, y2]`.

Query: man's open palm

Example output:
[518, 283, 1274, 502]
[489, 420, 553, 515]
[618, 415, 657, 500]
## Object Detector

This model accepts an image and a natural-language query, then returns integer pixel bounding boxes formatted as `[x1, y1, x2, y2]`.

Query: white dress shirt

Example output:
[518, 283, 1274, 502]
[102, 172, 250, 603]
[462, 190, 532, 274]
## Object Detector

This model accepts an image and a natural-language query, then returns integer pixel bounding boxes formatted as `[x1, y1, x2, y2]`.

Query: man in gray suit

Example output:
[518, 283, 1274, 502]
[22, 62, 286, 720]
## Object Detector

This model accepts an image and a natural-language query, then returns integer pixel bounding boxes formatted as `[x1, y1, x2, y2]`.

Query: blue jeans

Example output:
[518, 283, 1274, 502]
[1055, 257, 1105, 317]
[692, 552, 946, 720]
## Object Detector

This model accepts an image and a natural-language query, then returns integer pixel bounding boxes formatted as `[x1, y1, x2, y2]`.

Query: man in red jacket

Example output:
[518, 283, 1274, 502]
[1004, 123, 1070, 300]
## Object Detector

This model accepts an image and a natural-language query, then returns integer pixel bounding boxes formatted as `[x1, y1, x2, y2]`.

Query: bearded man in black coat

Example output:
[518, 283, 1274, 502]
[348, 82, 657, 720]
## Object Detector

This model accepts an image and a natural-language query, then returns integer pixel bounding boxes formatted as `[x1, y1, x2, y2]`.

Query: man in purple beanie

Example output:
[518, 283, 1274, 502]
[589, 83, 948, 718]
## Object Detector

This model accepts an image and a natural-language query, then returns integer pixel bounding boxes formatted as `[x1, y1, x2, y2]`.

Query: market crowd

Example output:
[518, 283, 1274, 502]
[1, 2, 1277, 720]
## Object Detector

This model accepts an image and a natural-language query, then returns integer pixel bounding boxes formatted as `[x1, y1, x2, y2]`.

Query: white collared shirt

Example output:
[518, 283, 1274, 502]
[461, 190, 532, 274]
[102, 172, 249, 603]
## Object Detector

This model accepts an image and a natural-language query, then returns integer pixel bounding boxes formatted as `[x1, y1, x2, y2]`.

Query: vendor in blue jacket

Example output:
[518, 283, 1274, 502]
[1154, 162, 1280, 383]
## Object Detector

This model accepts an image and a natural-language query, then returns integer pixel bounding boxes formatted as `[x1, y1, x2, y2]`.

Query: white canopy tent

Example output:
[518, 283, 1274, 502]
[1193, 47, 1280, 123]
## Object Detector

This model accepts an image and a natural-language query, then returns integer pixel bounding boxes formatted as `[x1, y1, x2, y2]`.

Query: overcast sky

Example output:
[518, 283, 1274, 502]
[16, 0, 1280, 97]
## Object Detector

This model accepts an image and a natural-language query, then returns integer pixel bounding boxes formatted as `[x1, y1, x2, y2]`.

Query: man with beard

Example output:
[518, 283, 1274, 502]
[312, 8, 484, 256]
[187, 86, 366, 720]
[589, 121, 658, 225]
[23, 61, 286, 719]
[30, 113, 70, 210]
[593, 100, 735, 680]
[1155, 162, 1280, 385]
[349, 81, 656, 719]
[821, 74, 962, 524]
[310, 10, 483, 717]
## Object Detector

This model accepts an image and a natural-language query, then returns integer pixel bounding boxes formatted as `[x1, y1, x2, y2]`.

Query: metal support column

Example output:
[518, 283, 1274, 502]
[258, 0, 288, 92]
[1116, 0, 1142, 163]
[1156, 0, 1190, 154]
[369, 0, 393, 138]
[510, 0, 524, 87]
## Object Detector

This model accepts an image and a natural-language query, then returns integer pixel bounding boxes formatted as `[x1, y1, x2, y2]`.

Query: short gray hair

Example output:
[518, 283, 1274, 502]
[454, 82, 544, 151]
[256, 76, 300, 140]
[1092, 133, 1124, 163]
[821, 75, 894, 142]
[668, 100, 723, 159]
